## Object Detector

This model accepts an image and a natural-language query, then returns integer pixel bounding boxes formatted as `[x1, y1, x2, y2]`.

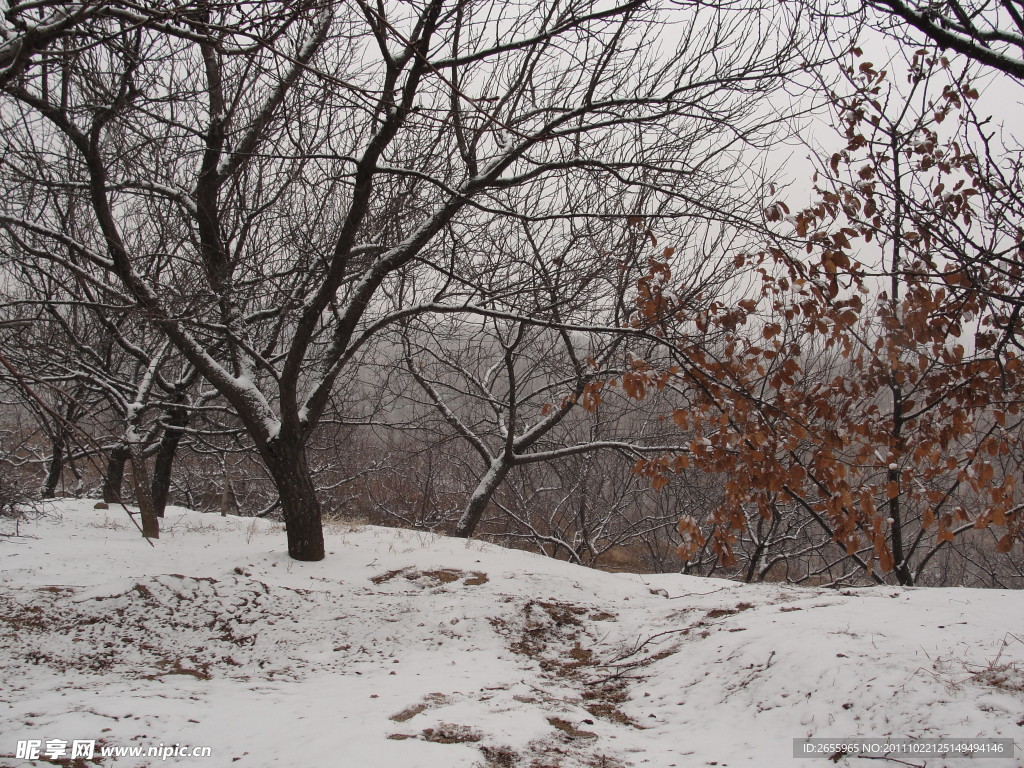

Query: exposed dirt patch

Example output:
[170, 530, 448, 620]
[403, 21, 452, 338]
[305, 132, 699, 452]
[421, 723, 483, 743]
[422, 569, 462, 584]
[0, 598, 54, 633]
[389, 703, 429, 723]
[371, 567, 489, 588]
[143, 657, 212, 680]
[706, 602, 755, 619]
[389, 692, 449, 722]
[370, 569, 406, 584]
[536, 600, 588, 626]
[547, 716, 597, 740]
[582, 681, 637, 726]
[479, 745, 520, 767]
[0, 574, 349, 681]
[567, 643, 594, 668]
[493, 598, 659, 731]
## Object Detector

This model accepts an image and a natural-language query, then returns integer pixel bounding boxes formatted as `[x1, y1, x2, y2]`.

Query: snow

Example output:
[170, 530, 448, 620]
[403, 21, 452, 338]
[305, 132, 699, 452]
[1, 499, 1022, 767]
[229, 376, 279, 440]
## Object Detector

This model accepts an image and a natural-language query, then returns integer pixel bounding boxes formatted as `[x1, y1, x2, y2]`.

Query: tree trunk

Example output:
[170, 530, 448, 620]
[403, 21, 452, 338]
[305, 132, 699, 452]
[150, 403, 187, 518]
[129, 445, 159, 540]
[453, 459, 511, 539]
[888, 464, 914, 586]
[41, 428, 66, 498]
[265, 438, 325, 561]
[102, 443, 130, 503]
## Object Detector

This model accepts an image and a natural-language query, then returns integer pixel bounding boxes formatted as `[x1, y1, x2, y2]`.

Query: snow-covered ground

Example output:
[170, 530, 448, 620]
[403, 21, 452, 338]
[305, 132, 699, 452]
[0, 500, 1021, 767]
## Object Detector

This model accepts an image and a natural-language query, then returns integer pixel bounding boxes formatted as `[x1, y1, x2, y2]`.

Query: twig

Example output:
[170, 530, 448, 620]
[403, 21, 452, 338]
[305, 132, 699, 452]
[849, 754, 925, 768]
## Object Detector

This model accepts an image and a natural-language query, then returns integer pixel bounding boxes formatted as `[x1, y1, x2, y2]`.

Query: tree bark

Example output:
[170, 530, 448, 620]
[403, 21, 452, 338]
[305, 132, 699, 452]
[151, 403, 187, 518]
[102, 443, 130, 503]
[453, 459, 511, 539]
[41, 428, 66, 498]
[264, 438, 325, 561]
[129, 446, 160, 539]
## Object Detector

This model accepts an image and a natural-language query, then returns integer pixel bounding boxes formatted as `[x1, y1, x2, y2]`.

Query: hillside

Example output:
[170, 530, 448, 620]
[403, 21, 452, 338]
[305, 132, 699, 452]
[1, 500, 1021, 767]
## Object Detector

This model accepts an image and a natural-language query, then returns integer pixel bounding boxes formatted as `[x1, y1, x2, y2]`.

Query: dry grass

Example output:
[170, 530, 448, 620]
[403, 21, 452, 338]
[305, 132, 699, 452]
[963, 634, 1024, 692]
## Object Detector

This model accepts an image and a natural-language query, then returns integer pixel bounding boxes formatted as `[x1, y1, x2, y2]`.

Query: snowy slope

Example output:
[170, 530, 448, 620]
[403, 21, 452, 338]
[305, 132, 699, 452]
[0, 500, 1021, 767]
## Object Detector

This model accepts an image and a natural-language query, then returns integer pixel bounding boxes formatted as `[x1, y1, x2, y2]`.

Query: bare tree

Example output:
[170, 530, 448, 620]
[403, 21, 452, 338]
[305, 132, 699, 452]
[864, 0, 1024, 78]
[0, 0, 811, 559]
[403, 316, 670, 538]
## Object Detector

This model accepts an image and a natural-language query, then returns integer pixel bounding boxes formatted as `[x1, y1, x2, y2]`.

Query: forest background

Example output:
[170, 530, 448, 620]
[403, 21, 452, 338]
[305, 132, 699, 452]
[2, 0, 1024, 588]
